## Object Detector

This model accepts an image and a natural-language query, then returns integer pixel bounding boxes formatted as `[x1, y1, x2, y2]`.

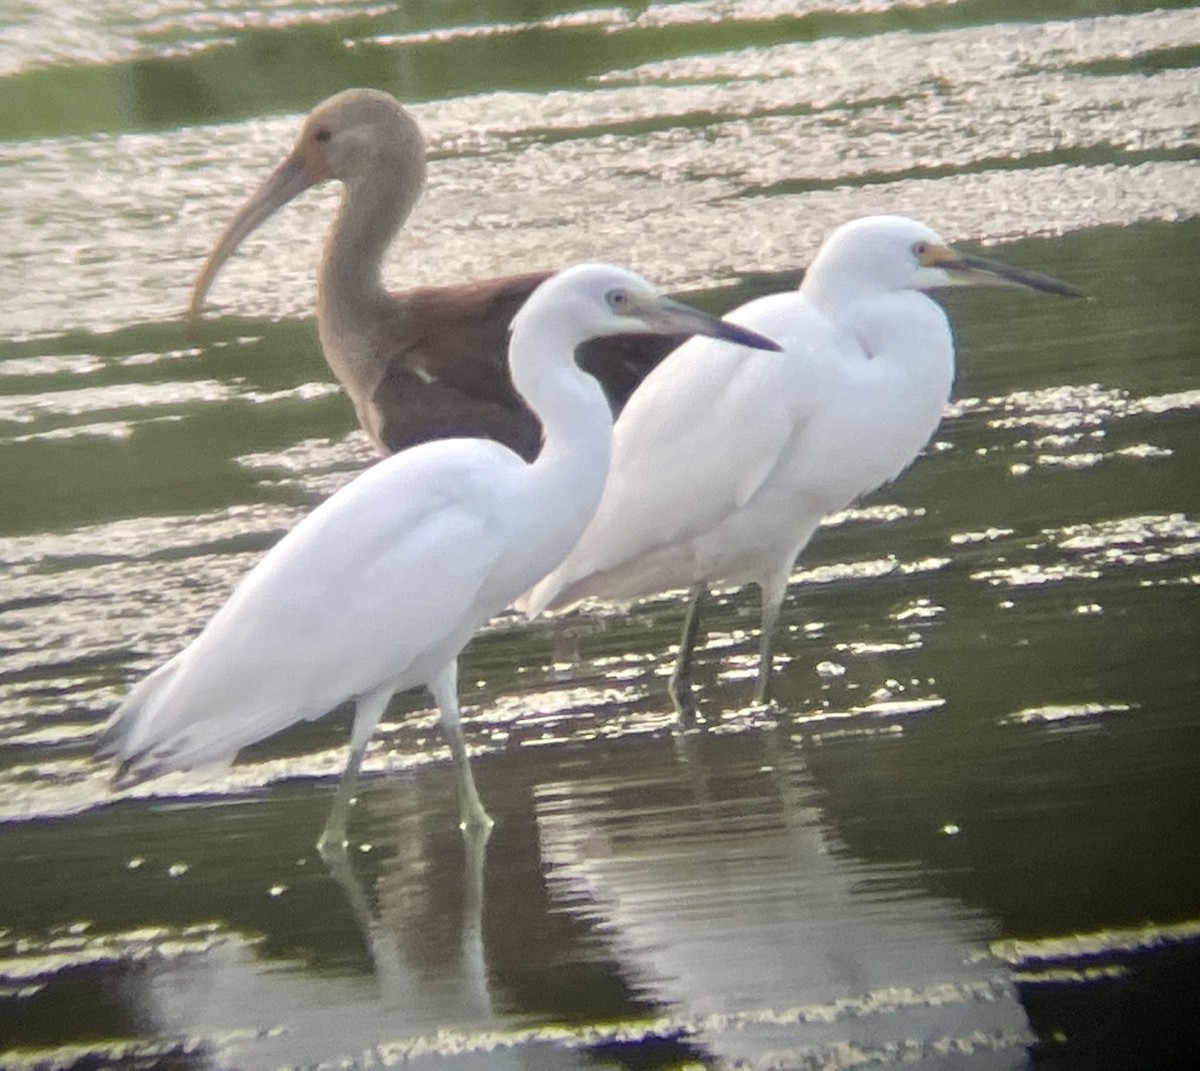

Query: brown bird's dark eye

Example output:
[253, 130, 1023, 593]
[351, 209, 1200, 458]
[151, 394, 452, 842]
[314, 128, 332, 143]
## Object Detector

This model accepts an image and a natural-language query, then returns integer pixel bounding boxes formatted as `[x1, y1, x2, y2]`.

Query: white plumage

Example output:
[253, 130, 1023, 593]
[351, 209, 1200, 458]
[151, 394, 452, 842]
[100, 263, 780, 848]
[525, 216, 1083, 711]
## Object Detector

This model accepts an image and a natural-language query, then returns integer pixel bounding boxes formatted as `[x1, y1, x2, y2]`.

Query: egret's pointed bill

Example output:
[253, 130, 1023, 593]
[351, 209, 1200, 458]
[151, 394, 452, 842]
[624, 293, 783, 351]
[920, 243, 1086, 298]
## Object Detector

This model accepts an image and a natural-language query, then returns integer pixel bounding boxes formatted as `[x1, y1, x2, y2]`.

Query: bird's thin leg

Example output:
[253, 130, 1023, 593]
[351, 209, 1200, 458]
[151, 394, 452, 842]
[669, 584, 707, 724]
[753, 574, 790, 707]
[430, 660, 494, 832]
[318, 685, 394, 855]
[460, 818, 494, 1016]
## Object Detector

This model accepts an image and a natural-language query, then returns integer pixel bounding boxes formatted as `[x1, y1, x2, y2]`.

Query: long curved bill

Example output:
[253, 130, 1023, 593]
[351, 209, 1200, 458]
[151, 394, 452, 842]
[631, 294, 782, 351]
[923, 244, 1086, 298]
[188, 151, 317, 317]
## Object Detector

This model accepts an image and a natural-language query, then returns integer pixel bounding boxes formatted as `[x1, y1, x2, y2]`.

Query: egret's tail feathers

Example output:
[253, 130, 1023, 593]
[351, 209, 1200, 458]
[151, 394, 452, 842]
[113, 753, 155, 790]
[524, 544, 697, 619]
[94, 714, 127, 761]
[110, 743, 198, 789]
[96, 655, 187, 782]
[110, 741, 233, 792]
[521, 574, 571, 618]
[513, 588, 541, 619]
[523, 567, 604, 618]
[97, 711, 176, 790]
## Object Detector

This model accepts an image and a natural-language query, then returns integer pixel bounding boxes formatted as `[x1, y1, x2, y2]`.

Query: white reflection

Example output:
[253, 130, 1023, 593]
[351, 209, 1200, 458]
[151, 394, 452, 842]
[115, 817, 566, 1070]
[535, 731, 1032, 1066]
[321, 822, 494, 1022]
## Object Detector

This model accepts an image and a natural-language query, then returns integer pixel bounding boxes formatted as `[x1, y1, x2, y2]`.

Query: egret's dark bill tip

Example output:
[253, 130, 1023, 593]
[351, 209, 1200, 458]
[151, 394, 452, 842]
[719, 322, 783, 352]
[1016, 271, 1088, 300]
[955, 255, 1087, 299]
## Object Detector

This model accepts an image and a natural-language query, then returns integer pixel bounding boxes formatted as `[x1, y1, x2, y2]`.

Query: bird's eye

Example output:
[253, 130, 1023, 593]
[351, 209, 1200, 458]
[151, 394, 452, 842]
[913, 241, 929, 258]
[606, 288, 629, 311]
[314, 128, 332, 143]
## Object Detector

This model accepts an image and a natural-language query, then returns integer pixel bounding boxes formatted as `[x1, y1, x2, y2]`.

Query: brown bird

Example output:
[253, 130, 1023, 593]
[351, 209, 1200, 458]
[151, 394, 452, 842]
[190, 88, 681, 460]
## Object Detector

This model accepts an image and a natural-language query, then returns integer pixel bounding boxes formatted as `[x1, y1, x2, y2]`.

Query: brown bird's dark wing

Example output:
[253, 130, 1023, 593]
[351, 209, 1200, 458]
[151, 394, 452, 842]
[375, 272, 684, 462]
[374, 273, 549, 461]
[577, 331, 686, 414]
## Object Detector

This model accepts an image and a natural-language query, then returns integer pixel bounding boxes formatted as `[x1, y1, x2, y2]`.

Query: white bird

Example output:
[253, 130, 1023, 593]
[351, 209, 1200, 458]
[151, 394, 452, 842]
[524, 216, 1084, 714]
[99, 264, 779, 850]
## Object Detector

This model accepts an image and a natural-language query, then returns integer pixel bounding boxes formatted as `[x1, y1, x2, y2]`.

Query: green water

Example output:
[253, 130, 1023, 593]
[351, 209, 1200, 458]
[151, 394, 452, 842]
[2, 2, 1199, 1068]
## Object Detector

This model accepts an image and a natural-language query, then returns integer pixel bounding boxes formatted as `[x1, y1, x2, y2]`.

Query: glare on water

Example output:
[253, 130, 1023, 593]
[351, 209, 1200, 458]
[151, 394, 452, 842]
[1, 2, 1198, 1068]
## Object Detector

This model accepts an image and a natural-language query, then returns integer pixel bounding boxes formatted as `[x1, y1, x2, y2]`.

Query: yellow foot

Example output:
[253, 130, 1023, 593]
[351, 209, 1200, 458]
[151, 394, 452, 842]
[458, 805, 495, 834]
[316, 827, 350, 860]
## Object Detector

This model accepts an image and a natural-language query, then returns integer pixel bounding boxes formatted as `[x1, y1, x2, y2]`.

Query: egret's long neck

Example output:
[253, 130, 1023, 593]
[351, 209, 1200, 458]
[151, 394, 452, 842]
[508, 318, 615, 525]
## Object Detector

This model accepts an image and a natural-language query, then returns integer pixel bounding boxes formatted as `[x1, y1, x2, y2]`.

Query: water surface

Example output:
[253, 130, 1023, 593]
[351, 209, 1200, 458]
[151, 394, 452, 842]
[2, 2, 1198, 1068]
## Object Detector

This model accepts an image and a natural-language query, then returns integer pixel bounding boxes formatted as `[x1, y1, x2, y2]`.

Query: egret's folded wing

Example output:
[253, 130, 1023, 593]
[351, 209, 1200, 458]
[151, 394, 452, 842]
[106, 442, 518, 776]
[527, 295, 832, 611]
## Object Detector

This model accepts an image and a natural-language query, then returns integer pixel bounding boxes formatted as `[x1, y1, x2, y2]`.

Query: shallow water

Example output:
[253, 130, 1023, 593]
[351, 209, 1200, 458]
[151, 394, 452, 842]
[2, 1, 1199, 1068]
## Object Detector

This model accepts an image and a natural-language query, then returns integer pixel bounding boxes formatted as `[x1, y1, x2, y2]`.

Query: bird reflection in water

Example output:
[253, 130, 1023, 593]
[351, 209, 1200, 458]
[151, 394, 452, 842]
[322, 822, 494, 1022]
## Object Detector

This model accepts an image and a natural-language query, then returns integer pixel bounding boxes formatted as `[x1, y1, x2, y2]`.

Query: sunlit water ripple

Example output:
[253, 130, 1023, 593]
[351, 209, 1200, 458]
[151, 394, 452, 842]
[2, 2, 1198, 1068]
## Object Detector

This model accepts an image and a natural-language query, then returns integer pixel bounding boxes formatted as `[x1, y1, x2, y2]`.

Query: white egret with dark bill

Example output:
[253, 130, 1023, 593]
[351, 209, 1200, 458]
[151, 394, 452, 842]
[523, 216, 1085, 714]
[100, 264, 780, 849]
